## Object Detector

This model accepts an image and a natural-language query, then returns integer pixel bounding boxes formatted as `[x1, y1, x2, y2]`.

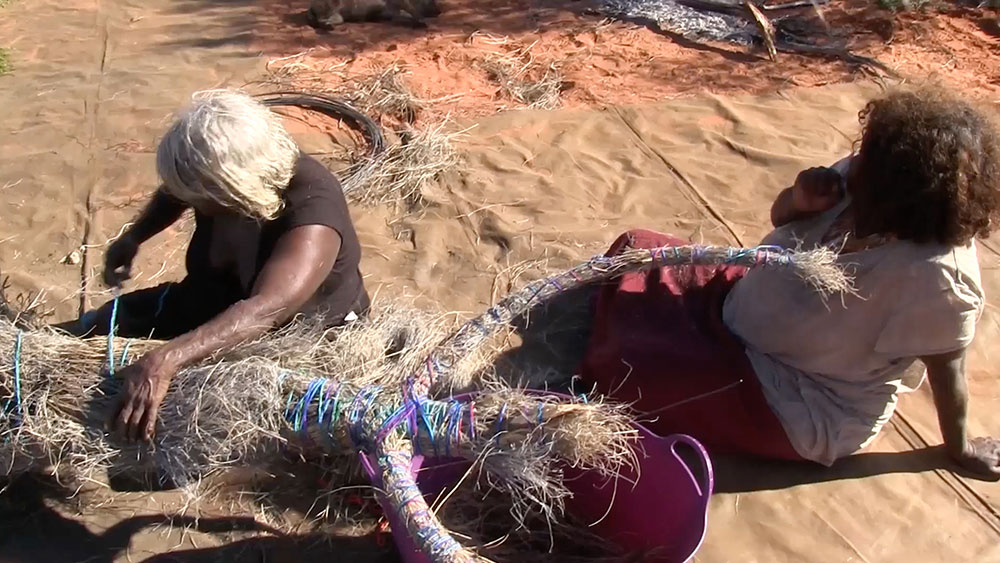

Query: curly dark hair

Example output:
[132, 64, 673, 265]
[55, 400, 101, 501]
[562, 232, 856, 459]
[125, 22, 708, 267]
[851, 87, 1000, 246]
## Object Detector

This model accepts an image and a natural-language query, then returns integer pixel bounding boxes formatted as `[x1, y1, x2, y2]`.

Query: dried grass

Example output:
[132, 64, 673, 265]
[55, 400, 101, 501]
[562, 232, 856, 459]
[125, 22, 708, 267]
[434, 481, 626, 562]
[464, 389, 637, 526]
[0, 274, 49, 330]
[261, 60, 463, 210]
[265, 61, 428, 125]
[0, 304, 454, 485]
[0, 298, 637, 527]
[478, 49, 565, 110]
[0, 286, 643, 562]
[353, 122, 465, 208]
[0, 48, 11, 76]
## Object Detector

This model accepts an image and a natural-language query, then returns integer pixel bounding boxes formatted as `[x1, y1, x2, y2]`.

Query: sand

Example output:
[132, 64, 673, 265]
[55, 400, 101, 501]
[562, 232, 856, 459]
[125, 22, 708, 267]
[0, 0, 999, 560]
[251, 0, 1000, 120]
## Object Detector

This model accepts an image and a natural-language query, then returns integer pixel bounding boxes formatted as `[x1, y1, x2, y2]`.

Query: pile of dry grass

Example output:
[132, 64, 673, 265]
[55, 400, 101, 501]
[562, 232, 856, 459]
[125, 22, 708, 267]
[477, 48, 566, 111]
[261, 60, 463, 209]
[264, 61, 428, 125]
[353, 122, 464, 208]
[0, 274, 48, 330]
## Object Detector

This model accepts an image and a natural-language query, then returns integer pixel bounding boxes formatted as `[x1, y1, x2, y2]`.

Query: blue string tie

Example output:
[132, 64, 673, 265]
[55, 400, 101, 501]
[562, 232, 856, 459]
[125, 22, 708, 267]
[417, 398, 439, 456]
[6, 331, 24, 429]
[106, 292, 121, 377]
[153, 285, 171, 318]
[444, 402, 462, 456]
[467, 401, 476, 442]
[282, 391, 297, 422]
[297, 378, 325, 434]
[328, 384, 344, 432]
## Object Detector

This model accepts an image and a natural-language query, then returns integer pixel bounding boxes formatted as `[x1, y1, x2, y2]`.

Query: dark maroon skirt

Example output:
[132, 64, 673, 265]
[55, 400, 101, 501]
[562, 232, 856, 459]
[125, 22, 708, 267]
[579, 229, 802, 460]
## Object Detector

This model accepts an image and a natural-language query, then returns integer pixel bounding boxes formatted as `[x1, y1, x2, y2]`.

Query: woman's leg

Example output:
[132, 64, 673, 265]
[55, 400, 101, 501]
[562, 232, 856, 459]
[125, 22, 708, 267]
[53, 281, 230, 340]
[580, 229, 801, 460]
[53, 284, 180, 338]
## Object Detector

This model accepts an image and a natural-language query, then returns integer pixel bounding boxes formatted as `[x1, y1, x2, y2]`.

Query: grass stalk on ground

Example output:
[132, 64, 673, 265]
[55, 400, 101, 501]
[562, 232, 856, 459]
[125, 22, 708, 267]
[0, 48, 11, 76]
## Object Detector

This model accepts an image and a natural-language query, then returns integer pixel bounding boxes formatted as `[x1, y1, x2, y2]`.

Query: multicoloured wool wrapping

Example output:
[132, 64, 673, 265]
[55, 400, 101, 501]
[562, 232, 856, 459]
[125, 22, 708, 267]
[284, 243, 850, 561]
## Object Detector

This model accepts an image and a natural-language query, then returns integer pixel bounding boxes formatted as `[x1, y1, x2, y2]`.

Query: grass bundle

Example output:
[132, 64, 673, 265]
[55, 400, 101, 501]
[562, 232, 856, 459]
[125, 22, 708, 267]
[0, 305, 451, 483]
[412, 243, 854, 397]
[0, 305, 636, 561]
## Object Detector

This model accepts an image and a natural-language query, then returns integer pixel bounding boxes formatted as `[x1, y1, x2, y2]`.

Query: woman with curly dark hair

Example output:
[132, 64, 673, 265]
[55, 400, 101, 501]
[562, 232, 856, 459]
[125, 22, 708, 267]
[581, 87, 1000, 476]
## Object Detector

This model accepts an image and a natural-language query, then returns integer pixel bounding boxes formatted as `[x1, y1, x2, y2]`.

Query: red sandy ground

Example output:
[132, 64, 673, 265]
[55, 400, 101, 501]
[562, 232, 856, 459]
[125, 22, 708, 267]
[250, 0, 1000, 121]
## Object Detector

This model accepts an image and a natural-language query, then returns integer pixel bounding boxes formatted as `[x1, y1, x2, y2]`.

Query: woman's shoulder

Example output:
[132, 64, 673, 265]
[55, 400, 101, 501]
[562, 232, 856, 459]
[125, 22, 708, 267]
[829, 154, 855, 175]
[894, 239, 979, 270]
[277, 154, 353, 230]
[291, 153, 341, 187]
[872, 240, 985, 358]
[284, 154, 347, 205]
[890, 239, 984, 306]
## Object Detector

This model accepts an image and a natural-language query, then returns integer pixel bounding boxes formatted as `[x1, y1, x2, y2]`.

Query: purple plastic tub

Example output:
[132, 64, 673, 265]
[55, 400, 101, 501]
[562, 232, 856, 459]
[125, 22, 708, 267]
[362, 396, 713, 563]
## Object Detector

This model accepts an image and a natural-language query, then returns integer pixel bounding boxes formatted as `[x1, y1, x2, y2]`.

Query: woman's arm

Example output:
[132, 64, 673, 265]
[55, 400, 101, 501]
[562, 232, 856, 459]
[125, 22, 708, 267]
[923, 349, 1000, 477]
[108, 224, 342, 441]
[104, 190, 189, 287]
[128, 190, 189, 243]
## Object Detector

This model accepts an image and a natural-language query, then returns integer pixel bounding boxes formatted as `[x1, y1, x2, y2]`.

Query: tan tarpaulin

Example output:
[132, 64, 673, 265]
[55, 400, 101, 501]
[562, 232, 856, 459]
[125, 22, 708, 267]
[0, 0, 997, 560]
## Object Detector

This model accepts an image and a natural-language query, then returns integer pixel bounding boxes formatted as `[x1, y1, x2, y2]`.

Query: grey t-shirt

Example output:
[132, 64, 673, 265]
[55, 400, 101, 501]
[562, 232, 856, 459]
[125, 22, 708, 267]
[722, 157, 985, 465]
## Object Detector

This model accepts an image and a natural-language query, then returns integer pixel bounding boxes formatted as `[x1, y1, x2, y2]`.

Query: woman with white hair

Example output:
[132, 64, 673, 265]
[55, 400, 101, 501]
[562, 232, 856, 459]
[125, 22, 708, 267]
[62, 90, 369, 442]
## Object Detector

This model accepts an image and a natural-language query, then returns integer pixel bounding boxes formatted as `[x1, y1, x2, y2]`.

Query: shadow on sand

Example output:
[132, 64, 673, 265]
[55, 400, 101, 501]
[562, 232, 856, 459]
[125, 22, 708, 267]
[0, 472, 396, 563]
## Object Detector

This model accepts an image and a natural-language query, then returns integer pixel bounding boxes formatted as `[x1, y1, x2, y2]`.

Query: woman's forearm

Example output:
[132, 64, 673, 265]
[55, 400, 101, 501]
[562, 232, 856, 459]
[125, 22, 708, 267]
[924, 350, 970, 457]
[126, 190, 188, 244]
[150, 295, 287, 373]
[145, 225, 342, 373]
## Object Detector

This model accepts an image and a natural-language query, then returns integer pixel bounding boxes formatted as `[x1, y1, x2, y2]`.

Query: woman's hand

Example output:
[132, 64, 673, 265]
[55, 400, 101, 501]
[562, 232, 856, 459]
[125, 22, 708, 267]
[790, 167, 844, 215]
[953, 437, 1000, 477]
[771, 165, 846, 227]
[104, 234, 140, 288]
[102, 190, 189, 288]
[107, 352, 176, 442]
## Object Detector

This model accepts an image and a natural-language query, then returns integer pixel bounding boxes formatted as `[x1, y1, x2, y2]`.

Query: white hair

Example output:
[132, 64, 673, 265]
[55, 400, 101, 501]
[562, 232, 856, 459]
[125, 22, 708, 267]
[156, 89, 299, 220]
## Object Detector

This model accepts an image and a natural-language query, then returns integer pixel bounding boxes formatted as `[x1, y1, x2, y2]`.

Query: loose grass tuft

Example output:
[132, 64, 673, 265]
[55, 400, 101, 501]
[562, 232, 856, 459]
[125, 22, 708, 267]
[354, 122, 464, 208]
[0, 273, 49, 329]
[0, 48, 12, 76]
[265, 61, 428, 125]
[479, 52, 565, 110]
